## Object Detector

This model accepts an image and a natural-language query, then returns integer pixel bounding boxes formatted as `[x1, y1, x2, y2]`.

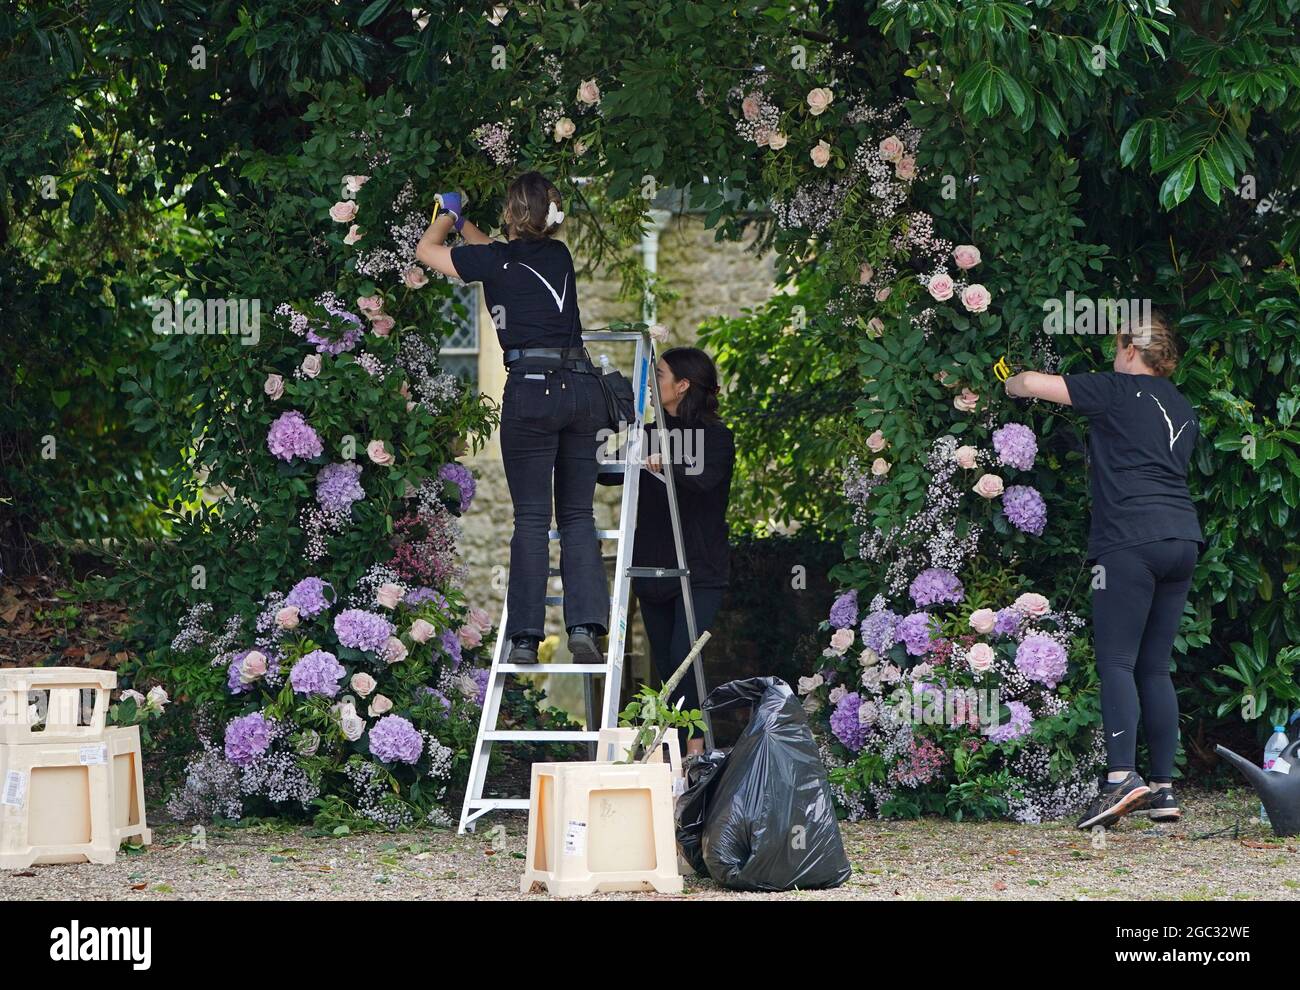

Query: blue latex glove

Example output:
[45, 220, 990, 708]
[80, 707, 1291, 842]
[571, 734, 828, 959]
[434, 192, 466, 231]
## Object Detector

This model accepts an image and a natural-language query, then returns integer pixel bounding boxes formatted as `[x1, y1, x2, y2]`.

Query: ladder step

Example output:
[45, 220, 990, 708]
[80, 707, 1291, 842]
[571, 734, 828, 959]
[497, 663, 611, 674]
[626, 566, 690, 578]
[466, 798, 530, 811]
[483, 730, 601, 742]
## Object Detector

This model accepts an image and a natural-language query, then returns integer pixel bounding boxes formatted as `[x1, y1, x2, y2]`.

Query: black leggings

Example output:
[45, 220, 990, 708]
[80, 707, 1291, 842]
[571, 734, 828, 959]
[1092, 538, 1198, 781]
[639, 588, 724, 712]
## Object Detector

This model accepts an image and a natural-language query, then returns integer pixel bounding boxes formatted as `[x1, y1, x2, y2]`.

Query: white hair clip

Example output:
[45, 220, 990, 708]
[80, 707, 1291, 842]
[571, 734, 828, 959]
[546, 201, 565, 228]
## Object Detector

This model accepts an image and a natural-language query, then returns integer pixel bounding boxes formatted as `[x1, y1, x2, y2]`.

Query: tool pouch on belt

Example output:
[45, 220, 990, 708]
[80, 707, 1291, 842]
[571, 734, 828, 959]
[595, 365, 636, 432]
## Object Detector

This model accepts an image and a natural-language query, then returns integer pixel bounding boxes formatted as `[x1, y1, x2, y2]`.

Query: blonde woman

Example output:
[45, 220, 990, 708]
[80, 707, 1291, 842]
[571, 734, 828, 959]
[1003, 313, 1202, 829]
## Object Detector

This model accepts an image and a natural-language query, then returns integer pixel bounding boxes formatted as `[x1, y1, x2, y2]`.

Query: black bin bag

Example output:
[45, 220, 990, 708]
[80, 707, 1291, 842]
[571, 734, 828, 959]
[675, 750, 729, 877]
[699, 677, 852, 891]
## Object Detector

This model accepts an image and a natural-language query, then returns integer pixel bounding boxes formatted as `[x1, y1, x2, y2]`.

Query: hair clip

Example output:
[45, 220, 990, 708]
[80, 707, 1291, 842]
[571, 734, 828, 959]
[546, 202, 565, 227]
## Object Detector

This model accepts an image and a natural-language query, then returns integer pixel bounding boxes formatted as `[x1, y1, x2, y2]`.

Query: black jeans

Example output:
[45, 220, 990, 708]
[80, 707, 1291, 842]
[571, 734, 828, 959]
[499, 366, 609, 640]
[639, 587, 725, 712]
[1092, 538, 1198, 781]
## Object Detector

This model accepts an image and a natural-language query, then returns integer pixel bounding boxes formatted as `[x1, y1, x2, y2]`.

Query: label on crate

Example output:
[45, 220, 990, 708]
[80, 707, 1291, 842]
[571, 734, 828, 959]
[563, 820, 587, 856]
[79, 743, 108, 766]
[2, 770, 27, 808]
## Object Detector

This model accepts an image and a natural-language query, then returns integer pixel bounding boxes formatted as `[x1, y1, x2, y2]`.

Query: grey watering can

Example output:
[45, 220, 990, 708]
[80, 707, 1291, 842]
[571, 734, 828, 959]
[1215, 740, 1300, 836]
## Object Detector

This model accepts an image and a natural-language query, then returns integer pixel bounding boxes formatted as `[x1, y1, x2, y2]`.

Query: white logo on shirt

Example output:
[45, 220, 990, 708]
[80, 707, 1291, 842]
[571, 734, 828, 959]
[503, 262, 568, 312]
[1137, 391, 1189, 451]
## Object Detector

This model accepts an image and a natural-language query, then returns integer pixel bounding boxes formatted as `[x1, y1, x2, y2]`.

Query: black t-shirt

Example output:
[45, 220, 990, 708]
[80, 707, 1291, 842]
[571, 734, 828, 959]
[1062, 371, 1203, 561]
[449, 238, 582, 350]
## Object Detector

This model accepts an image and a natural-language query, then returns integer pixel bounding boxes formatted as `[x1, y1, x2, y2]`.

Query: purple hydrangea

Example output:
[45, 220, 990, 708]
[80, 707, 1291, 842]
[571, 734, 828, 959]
[986, 700, 1034, 744]
[908, 568, 965, 608]
[421, 686, 452, 713]
[1003, 485, 1047, 536]
[438, 463, 476, 513]
[368, 714, 424, 764]
[309, 302, 363, 355]
[285, 576, 333, 619]
[334, 609, 395, 653]
[289, 649, 346, 697]
[316, 462, 365, 514]
[405, 587, 448, 610]
[897, 612, 940, 656]
[992, 423, 1038, 472]
[829, 590, 859, 629]
[227, 651, 252, 695]
[993, 607, 1021, 637]
[860, 609, 899, 654]
[1015, 634, 1068, 688]
[224, 712, 274, 766]
[266, 410, 324, 462]
[829, 691, 868, 752]
[472, 667, 490, 706]
[441, 628, 463, 668]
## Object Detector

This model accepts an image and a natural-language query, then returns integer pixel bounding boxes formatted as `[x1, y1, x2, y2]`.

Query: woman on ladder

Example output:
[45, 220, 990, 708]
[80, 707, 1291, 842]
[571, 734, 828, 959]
[417, 173, 608, 664]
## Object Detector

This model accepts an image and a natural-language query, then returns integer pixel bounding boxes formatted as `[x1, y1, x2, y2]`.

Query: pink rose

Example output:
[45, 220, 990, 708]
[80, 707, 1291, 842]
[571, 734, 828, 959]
[954, 388, 980, 413]
[573, 139, 589, 157]
[1014, 592, 1051, 618]
[961, 283, 992, 314]
[810, 139, 832, 169]
[953, 245, 981, 270]
[367, 439, 395, 466]
[830, 627, 855, 654]
[954, 445, 979, 469]
[301, 354, 322, 379]
[753, 127, 772, 147]
[879, 135, 904, 162]
[350, 672, 377, 697]
[577, 79, 601, 105]
[871, 457, 891, 477]
[468, 607, 492, 632]
[928, 272, 955, 302]
[648, 323, 670, 343]
[263, 373, 284, 400]
[383, 637, 408, 664]
[375, 583, 404, 610]
[553, 117, 575, 142]
[806, 87, 834, 116]
[742, 94, 762, 121]
[895, 156, 916, 180]
[401, 266, 428, 289]
[973, 473, 1005, 499]
[458, 624, 483, 649]
[866, 430, 888, 453]
[767, 131, 788, 150]
[968, 608, 996, 634]
[240, 651, 268, 683]
[369, 314, 395, 337]
[356, 295, 384, 315]
[329, 200, 358, 223]
[336, 703, 366, 741]
[858, 263, 874, 284]
[408, 619, 435, 644]
[343, 224, 362, 245]
[797, 673, 824, 695]
[276, 606, 300, 629]
[343, 175, 369, 195]
[967, 643, 996, 673]
[874, 286, 892, 302]
[829, 685, 847, 704]
[368, 695, 393, 717]
[866, 317, 885, 337]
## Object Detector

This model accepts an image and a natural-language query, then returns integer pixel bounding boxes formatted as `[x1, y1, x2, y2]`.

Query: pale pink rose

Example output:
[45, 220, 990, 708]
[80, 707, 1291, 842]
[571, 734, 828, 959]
[797, 673, 824, 695]
[648, 323, 670, 343]
[954, 445, 979, 469]
[742, 94, 762, 121]
[343, 224, 362, 245]
[806, 87, 834, 116]
[240, 650, 268, 684]
[120, 689, 146, 706]
[329, 200, 358, 223]
[343, 174, 370, 194]
[146, 686, 169, 711]
[928, 272, 955, 302]
[368, 694, 393, 717]
[810, 139, 832, 168]
[961, 283, 992, 314]
[401, 265, 428, 289]
[871, 457, 891, 477]
[356, 295, 384, 315]
[337, 704, 366, 741]
[383, 636, 408, 664]
[1014, 592, 1051, 618]
[973, 473, 1005, 499]
[954, 388, 980, 413]
[367, 439, 395, 466]
[829, 685, 847, 705]
[458, 623, 483, 649]
[968, 608, 996, 634]
[375, 583, 404, 609]
[406, 401, 417, 413]
[350, 672, 377, 698]
[767, 131, 788, 150]
[866, 430, 888, 453]
[573, 139, 588, 156]
[859, 647, 880, 667]
[263, 373, 284, 400]
[276, 606, 300, 630]
[408, 619, 435, 644]
[468, 607, 492, 632]
[830, 627, 855, 653]
[866, 317, 885, 337]
[399, 381, 411, 399]
[894, 155, 916, 180]
[753, 127, 772, 146]
[858, 263, 874, 284]
[553, 117, 575, 142]
[369, 314, 395, 337]
[576, 79, 601, 105]
[953, 245, 982, 270]
[874, 286, 891, 302]
[879, 135, 904, 161]
[301, 354, 322, 379]
[967, 643, 996, 673]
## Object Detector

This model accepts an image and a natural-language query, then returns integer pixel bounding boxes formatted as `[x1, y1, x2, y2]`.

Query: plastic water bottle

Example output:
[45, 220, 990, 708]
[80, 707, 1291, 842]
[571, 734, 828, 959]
[1261, 725, 1289, 824]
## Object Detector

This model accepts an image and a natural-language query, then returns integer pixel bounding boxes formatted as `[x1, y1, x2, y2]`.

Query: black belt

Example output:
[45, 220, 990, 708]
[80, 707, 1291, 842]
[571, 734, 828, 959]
[503, 346, 593, 371]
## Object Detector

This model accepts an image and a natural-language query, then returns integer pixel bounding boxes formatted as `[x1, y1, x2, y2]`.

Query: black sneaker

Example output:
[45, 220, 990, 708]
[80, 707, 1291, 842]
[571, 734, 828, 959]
[506, 635, 540, 665]
[1075, 772, 1151, 831]
[566, 625, 604, 663]
[1138, 787, 1182, 822]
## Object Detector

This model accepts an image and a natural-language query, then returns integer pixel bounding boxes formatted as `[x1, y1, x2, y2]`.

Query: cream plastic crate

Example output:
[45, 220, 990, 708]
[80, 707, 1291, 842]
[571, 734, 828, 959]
[0, 725, 151, 869]
[595, 726, 684, 778]
[520, 760, 683, 897]
[0, 667, 115, 745]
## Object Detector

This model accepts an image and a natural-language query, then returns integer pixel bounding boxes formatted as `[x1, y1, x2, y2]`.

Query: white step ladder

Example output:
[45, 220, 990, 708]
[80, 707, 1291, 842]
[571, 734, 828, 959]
[458, 327, 713, 833]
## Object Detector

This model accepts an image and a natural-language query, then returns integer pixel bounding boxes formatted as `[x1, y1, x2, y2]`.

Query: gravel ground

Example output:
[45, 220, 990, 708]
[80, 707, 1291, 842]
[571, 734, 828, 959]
[7, 786, 1297, 901]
